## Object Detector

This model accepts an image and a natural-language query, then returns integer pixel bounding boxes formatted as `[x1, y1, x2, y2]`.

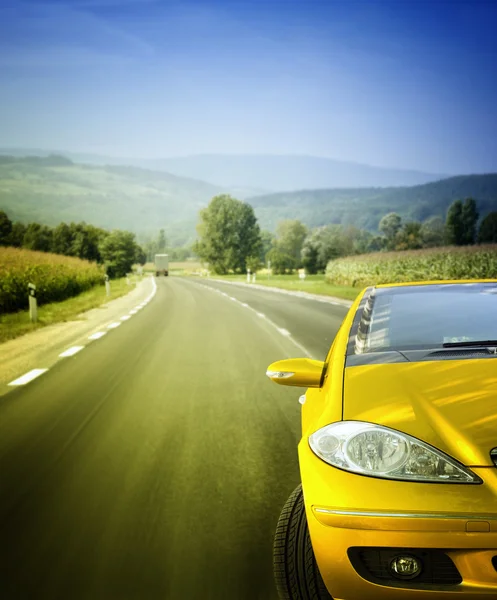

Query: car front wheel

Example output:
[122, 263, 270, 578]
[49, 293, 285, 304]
[273, 484, 333, 600]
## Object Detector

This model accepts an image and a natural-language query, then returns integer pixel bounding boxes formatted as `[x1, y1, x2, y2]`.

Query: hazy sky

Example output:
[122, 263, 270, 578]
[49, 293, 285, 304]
[1, 0, 496, 173]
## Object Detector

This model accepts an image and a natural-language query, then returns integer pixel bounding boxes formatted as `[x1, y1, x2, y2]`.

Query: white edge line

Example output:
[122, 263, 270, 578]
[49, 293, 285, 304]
[120, 315, 131, 321]
[59, 346, 85, 358]
[8, 368, 49, 386]
[108, 322, 121, 329]
[194, 283, 313, 358]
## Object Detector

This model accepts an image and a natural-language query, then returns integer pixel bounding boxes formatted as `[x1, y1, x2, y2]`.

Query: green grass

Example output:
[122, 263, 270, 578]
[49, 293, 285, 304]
[194, 273, 360, 301]
[0, 277, 136, 344]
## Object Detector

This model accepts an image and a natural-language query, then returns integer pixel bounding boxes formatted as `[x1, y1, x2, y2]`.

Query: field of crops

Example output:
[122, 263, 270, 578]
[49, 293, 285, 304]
[0, 247, 104, 313]
[325, 244, 497, 287]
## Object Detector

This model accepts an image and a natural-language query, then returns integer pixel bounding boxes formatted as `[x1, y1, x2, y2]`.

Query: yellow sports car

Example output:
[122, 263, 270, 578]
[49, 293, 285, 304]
[267, 280, 497, 600]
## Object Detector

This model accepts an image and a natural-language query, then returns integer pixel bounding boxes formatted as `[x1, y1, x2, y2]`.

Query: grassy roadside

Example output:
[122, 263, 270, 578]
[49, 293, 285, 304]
[0, 277, 138, 344]
[186, 273, 361, 301]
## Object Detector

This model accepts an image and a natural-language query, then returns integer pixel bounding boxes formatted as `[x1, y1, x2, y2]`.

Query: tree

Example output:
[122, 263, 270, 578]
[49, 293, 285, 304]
[51, 223, 73, 255]
[23, 223, 52, 252]
[274, 220, 308, 266]
[461, 197, 479, 245]
[301, 226, 343, 274]
[98, 230, 141, 278]
[478, 211, 497, 244]
[395, 221, 423, 250]
[445, 200, 465, 245]
[193, 195, 261, 274]
[379, 213, 402, 249]
[420, 216, 445, 248]
[266, 247, 296, 274]
[8, 222, 26, 247]
[0, 211, 13, 246]
[260, 230, 275, 263]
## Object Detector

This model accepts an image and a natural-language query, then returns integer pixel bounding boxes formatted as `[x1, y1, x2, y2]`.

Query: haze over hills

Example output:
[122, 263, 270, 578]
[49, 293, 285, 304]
[0, 148, 445, 192]
[1, 154, 496, 246]
[248, 174, 497, 232]
[0, 155, 223, 246]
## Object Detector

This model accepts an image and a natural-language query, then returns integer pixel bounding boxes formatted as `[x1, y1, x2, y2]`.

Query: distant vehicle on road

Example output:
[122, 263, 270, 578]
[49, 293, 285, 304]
[154, 254, 169, 276]
[267, 279, 497, 600]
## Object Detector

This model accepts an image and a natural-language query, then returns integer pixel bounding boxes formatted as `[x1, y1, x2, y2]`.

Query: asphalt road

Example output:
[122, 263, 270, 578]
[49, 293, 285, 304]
[0, 276, 349, 600]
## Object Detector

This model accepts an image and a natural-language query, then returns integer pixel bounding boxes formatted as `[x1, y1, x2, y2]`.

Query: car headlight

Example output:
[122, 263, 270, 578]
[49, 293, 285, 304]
[309, 421, 482, 483]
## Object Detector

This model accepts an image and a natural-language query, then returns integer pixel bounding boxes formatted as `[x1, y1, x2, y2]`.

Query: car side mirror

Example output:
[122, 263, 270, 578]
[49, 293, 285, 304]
[266, 358, 325, 388]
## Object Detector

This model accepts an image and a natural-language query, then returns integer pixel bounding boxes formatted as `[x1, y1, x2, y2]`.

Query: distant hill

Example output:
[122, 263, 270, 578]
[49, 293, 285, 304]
[1, 155, 496, 245]
[0, 148, 445, 191]
[247, 174, 497, 232]
[0, 155, 223, 245]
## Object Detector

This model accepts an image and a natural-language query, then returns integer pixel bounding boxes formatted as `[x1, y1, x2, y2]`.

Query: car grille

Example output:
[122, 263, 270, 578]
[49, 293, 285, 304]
[347, 547, 462, 588]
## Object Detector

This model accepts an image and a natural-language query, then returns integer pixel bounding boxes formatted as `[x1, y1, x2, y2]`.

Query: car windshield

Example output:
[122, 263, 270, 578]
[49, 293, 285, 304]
[352, 282, 497, 354]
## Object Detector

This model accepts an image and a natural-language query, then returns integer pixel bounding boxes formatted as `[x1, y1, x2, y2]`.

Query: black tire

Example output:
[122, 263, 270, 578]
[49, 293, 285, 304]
[273, 485, 333, 600]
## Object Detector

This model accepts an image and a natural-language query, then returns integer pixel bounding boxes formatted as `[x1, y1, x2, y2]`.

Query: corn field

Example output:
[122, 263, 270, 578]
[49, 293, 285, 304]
[0, 247, 105, 313]
[325, 245, 497, 287]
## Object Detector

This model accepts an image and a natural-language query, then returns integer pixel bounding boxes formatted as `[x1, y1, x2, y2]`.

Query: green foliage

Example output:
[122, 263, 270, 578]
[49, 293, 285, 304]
[274, 220, 308, 264]
[379, 212, 402, 243]
[394, 221, 423, 250]
[248, 174, 497, 235]
[0, 155, 222, 242]
[193, 194, 262, 274]
[266, 247, 296, 274]
[420, 216, 445, 247]
[461, 197, 479, 244]
[445, 200, 465, 245]
[478, 211, 497, 243]
[0, 210, 13, 245]
[260, 230, 275, 263]
[23, 223, 53, 252]
[0, 247, 104, 313]
[98, 230, 142, 278]
[325, 245, 497, 287]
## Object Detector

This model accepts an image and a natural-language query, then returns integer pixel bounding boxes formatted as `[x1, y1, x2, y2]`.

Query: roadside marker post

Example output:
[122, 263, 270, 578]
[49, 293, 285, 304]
[28, 283, 37, 323]
[247, 268, 251, 283]
[105, 274, 111, 297]
[126, 273, 131, 286]
[267, 260, 271, 280]
[253, 273, 256, 283]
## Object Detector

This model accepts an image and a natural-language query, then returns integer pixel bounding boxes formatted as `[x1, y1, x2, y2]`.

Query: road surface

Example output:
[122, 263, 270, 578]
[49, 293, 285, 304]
[0, 276, 349, 600]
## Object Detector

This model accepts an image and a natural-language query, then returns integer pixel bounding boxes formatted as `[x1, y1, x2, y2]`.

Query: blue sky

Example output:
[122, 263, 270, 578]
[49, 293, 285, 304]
[0, 0, 496, 173]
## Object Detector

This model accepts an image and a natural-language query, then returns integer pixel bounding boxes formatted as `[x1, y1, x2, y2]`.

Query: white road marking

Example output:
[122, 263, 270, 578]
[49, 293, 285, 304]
[240, 303, 249, 308]
[129, 309, 138, 314]
[229, 297, 237, 301]
[120, 315, 131, 321]
[108, 322, 121, 329]
[88, 331, 107, 340]
[194, 283, 314, 358]
[8, 369, 48, 386]
[59, 346, 84, 358]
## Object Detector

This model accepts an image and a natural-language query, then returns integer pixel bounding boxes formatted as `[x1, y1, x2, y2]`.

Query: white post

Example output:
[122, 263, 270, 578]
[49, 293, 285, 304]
[267, 260, 271, 280]
[28, 283, 37, 323]
[105, 274, 111, 297]
[247, 268, 251, 283]
[253, 273, 256, 283]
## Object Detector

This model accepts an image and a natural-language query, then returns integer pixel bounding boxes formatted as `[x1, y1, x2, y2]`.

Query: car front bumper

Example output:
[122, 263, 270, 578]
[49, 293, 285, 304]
[299, 441, 497, 599]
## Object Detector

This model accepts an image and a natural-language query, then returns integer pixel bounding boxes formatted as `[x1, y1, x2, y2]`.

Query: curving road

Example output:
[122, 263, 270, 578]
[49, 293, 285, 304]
[0, 277, 349, 600]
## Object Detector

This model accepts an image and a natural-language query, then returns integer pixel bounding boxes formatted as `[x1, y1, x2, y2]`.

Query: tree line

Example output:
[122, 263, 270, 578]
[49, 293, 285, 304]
[193, 195, 497, 275]
[0, 211, 146, 278]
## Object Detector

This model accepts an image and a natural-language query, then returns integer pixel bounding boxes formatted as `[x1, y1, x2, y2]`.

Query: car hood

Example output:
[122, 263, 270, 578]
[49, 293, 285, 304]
[343, 358, 497, 467]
